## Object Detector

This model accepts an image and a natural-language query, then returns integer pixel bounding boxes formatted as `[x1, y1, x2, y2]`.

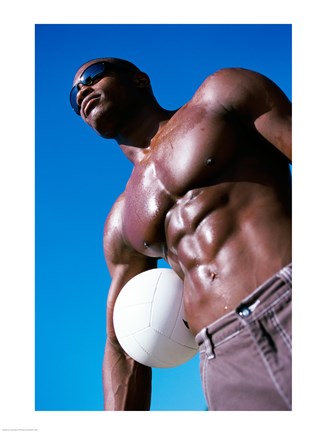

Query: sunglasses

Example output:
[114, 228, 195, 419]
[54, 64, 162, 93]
[70, 62, 112, 115]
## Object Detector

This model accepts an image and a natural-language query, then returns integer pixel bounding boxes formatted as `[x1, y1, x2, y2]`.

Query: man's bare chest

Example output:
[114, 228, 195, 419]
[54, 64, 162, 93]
[120, 107, 240, 256]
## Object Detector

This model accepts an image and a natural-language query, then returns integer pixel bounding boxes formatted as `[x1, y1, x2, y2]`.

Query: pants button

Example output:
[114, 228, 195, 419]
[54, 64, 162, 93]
[237, 306, 251, 318]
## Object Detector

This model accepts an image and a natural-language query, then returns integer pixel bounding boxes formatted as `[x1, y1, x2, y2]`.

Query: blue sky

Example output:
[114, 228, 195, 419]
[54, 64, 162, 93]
[35, 24, 291, 411]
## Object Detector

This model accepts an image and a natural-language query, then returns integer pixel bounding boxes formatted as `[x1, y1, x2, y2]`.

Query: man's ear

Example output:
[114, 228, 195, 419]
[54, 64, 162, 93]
[134, 72, 151, 88]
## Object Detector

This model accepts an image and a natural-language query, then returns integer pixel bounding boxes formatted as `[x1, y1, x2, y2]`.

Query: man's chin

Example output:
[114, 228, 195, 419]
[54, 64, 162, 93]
[86, 114, 117, 139]
[98, 130, 116, 139]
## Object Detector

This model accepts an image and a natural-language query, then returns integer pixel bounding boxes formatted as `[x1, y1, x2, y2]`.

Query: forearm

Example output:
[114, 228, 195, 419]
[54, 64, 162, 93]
[102, 338, 152, 410]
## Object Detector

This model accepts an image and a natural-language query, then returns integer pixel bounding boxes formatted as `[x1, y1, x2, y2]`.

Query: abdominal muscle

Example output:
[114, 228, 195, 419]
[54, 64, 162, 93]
[122, 146, 292, 336]
[164, 181, 292, 335]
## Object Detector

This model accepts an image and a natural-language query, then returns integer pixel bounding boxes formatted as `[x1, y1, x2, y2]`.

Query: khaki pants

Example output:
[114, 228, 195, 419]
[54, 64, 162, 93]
[195, 264, 292, 411]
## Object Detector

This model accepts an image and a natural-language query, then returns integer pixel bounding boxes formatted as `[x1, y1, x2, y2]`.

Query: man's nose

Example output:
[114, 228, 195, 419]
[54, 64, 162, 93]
[76, 84, 94, 110]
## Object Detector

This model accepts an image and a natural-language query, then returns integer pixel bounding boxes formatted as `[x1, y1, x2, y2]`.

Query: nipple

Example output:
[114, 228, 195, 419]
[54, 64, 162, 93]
[206, 156, 215, 166]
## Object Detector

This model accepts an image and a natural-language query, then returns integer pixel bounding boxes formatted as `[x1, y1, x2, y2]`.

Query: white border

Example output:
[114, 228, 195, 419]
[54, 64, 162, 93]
[1, 1, 323, 431]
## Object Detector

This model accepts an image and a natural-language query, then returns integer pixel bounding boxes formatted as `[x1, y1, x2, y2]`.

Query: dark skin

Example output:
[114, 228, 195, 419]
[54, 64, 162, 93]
[72, 58, 292, 410]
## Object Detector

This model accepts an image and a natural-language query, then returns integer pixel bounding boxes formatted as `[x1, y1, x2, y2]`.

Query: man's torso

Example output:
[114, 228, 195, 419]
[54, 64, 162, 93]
[107, 74, 292, 334]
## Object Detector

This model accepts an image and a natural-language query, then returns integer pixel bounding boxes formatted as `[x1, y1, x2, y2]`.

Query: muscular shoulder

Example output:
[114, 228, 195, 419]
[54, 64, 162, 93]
[103, 194, 128, 267]
[192, 67, 290, 118]
[103, 194, 155, 269]
[103, 193, 158, 282]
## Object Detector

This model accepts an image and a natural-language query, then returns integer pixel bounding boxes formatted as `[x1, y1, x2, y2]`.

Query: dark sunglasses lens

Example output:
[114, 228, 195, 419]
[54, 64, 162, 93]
[81, 63, 106, 85]
[70, 86, 80, 114]
[70, 63, 107, 115]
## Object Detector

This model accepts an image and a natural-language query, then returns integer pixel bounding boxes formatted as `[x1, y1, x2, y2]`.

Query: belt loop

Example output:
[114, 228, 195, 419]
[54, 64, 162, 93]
[278, 263, 292, 286]
[201, 327, 215, 360]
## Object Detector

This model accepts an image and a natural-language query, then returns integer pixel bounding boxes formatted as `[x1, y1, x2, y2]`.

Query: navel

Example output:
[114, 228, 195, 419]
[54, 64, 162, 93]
[210, 271, 218, 281]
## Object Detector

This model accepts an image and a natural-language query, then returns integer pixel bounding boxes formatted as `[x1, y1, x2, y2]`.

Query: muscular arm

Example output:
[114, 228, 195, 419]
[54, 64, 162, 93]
[102, 195, 157, 410]
[197, 67, 292, 161]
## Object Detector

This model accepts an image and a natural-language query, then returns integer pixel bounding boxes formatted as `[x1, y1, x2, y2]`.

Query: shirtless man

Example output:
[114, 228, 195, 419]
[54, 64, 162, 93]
[70, 58, 292, 411]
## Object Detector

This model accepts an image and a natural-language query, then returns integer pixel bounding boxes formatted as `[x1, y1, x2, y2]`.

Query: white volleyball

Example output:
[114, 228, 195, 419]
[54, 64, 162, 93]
[113, 268, 198, 368]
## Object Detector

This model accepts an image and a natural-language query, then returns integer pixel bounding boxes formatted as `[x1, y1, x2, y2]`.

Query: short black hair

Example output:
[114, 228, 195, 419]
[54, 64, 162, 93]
[107, 58, 142, 74]
[77, 57, 142, 76]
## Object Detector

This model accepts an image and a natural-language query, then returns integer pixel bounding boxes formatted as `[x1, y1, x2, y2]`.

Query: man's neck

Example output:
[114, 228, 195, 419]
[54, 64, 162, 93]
[116, 103, 178, 164]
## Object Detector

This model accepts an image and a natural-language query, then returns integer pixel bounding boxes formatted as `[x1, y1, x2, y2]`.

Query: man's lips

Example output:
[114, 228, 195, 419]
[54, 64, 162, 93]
[82, 95, 100, 117]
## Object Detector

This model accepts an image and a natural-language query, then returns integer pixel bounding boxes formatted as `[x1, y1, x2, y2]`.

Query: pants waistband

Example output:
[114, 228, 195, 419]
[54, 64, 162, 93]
[195, 263, 292, 352]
